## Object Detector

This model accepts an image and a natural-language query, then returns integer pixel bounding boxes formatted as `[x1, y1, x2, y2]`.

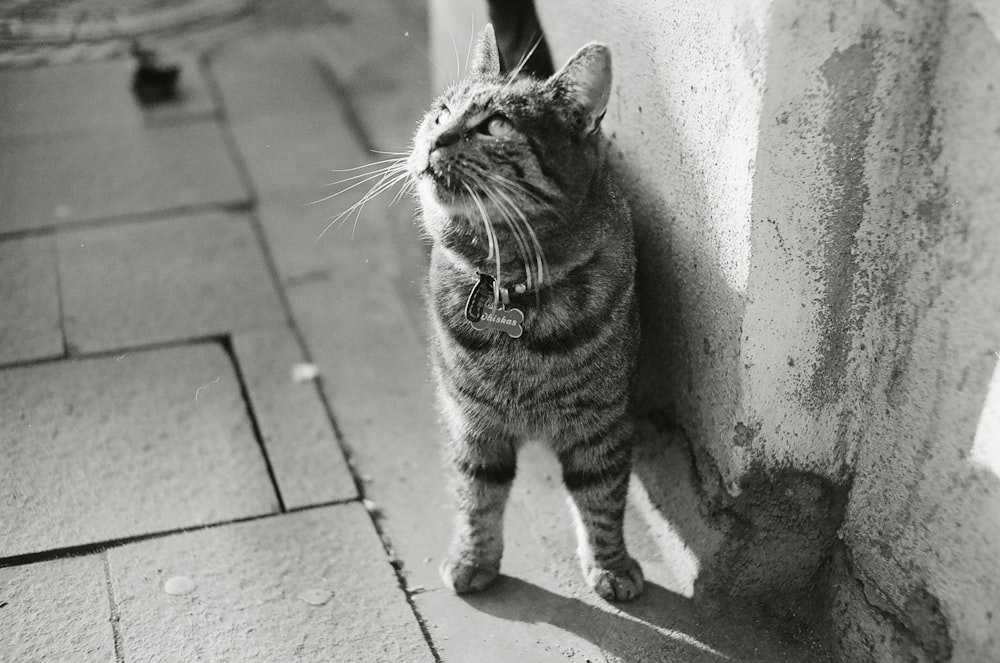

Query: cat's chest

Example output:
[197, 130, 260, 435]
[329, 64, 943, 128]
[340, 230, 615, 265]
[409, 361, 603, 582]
[457, 343, 570, 415]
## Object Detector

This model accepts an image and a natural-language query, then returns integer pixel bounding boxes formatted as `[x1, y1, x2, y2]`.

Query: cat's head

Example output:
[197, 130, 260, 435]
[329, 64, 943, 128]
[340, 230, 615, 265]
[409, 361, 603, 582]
[409, 25, 613, 276]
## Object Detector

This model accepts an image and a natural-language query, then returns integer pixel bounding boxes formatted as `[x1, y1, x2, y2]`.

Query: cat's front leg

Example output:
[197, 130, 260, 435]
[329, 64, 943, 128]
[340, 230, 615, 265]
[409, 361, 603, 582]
[439, 414, 517, 594]
[557, 418, 644, 601]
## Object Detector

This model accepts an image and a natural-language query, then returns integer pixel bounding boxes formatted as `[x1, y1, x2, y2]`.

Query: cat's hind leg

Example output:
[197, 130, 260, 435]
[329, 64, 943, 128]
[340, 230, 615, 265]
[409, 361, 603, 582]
[440, 421, 517, 594]
[557, 418, 644, 601]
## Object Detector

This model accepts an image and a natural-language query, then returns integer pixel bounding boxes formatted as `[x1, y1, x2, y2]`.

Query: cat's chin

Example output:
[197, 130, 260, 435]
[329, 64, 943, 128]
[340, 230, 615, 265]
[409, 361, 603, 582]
[418, 179, 478, 218]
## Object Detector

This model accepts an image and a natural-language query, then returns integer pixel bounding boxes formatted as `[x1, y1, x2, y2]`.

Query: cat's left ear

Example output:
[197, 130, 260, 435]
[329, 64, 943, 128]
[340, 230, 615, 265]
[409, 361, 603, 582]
[548, 43, 612, 133]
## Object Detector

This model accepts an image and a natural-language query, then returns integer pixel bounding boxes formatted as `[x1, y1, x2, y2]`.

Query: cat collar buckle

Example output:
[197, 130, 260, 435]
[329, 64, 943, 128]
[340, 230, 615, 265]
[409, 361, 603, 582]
[465, 273, 524, 339]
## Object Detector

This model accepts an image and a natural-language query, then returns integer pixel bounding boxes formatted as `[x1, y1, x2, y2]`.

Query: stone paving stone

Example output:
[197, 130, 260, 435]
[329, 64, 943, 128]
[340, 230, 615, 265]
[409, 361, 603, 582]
[258, 190, 427, 320]
[305, 2, 431, 150]
[0, 555, 115, 663]
[210, 32, 364, 197]
[208, 34, 343, 120]
[233, 326, 357, 509]
[283, 240, 449, 591]
[0, 53, 216, 141]
[107, 505, 435, 663]
[57, 212, 284, 353]
[0, 235, 63, 366]
[312, 0, 428, 83]
[0, 121, 249, 234]
[0, 344, 278, 557]
[344, 42, 430, 152]
[227, 110, 359, 196]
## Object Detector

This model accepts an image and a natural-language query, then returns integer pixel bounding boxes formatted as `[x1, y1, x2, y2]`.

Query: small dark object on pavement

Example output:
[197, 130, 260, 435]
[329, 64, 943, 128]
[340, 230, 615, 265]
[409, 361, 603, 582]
[131, 40, 181, 105]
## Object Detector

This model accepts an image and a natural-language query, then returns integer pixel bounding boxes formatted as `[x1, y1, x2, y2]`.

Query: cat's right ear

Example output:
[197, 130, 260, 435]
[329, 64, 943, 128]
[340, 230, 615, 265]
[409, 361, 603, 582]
[470, 24, 503, 78]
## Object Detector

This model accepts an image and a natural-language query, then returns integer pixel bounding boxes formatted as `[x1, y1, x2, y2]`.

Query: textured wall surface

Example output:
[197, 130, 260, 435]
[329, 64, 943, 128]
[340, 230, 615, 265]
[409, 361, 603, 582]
[429, 0, 1000, 659]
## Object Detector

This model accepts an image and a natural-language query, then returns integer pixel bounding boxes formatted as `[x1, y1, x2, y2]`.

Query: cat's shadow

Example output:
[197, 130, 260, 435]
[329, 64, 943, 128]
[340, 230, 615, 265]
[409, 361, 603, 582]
[458, 576, 757, 662]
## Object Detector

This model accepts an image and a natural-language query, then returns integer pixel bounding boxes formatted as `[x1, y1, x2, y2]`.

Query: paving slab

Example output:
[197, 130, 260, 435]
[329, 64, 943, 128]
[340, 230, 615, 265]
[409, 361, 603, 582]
[0, 121, 249, 235]
[209, 31, 365, 197]
[57, 212, 284, 353]
[304, 22, 431, 151]
[283, 244, 449, 591]
[233, 326, 357, 509]
[0, 555, 116, 663]
[342, 42, 430, 152]
[107, 505, 435, 663]
[0, 234, 63, 366]
[211, 0, 429, 153]
[208, 34, 343, 120]
[296, 0, 431, 150]
[227, 110, 364, 197]
[0, 343, 278, 558]
[0, 53, 217, 141]
[311, 0, 428, 83]
[258, 191, 426, 314]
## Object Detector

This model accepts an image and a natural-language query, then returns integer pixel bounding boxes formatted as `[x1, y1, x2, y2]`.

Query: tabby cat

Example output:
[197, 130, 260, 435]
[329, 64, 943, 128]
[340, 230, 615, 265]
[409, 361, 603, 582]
[408, 25, 643, 601]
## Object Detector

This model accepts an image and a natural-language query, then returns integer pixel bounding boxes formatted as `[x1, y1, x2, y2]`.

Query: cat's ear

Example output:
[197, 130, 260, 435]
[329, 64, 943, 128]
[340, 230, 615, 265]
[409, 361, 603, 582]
[470, 24, 503, 78]
[548, 43, 612, 133]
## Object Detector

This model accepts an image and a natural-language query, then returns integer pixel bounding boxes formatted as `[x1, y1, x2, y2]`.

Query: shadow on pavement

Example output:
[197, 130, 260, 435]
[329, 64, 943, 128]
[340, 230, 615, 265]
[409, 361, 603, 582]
[462, 576, 735, 662]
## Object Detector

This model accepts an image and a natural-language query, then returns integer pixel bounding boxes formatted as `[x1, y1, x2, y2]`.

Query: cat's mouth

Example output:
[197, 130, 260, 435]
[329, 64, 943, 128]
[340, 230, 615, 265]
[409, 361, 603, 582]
[423, 165, 462, 193]
[420, 167, 474, 212]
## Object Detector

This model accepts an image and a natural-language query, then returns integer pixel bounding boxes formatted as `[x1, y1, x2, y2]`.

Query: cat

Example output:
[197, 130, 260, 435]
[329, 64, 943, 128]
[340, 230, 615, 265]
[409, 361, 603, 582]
[407, 24, 643, 601]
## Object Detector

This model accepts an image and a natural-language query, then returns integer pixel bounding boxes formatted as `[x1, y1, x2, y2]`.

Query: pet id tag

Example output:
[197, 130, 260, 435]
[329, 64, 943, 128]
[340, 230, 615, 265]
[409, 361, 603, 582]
[472, 302, 524, 338]
[465, 273, 524, 339]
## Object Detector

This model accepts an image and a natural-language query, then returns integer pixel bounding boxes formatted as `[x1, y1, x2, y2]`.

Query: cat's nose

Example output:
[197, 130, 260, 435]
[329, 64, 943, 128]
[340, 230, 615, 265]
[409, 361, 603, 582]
[432, 131, 462, 151]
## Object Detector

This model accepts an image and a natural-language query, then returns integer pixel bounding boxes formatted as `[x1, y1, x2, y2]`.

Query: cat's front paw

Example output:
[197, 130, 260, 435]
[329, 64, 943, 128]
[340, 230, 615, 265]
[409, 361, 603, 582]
[585, 556, 644, 601]
[439, 555, 501, 594]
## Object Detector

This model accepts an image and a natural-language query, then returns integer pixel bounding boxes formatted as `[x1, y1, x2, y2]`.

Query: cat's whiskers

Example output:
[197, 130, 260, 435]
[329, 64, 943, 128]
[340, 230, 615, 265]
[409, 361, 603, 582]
[487, 178, 547, 282]
[447, 27, 462, 81]
[464, 167, 541, 290]
[463, 182, 503, 299]
[475, 177, 542, 290]
[487, 173, 554, 288]
[315, 158, 411, 241]
[308, 162, 408, 207]
[390, 178, 415, 206]
[327, 156, 409, 173]
[477, 182, 536, 289]
[463, 11, 476, 74]
[505, 34, 544, 84]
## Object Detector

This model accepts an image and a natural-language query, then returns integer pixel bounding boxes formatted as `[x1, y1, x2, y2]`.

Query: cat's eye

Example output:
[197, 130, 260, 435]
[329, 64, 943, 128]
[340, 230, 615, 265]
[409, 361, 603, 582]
[435, 105, 452, 124]
[485, 115, 514, 138]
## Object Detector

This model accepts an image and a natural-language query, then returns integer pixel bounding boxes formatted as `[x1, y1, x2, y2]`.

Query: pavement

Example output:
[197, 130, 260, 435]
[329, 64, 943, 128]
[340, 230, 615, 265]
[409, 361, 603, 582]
[0, 1, 833, 661]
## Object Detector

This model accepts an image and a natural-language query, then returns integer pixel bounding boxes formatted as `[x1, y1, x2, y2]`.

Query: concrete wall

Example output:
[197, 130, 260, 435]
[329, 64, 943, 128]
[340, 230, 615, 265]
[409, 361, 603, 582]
[429, 0, 1000, 659]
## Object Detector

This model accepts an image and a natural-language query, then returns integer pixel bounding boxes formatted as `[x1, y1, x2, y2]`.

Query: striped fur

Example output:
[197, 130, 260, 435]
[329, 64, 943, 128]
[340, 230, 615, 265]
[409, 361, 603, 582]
[410, 25, 643, 601]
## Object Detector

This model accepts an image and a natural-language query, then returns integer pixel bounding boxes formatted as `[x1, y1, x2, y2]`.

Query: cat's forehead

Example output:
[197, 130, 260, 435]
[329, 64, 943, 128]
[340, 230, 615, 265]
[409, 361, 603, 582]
[443, 79, 541, 113]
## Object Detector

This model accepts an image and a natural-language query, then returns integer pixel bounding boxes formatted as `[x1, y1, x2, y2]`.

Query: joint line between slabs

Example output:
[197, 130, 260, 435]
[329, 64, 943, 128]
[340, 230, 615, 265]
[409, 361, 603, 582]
[0, 199, 254, 244]
[0, 498, 360, 569]
[102, 552, 126, 663]
[51, 231, 71, 360]
[0, 333, 231, 370]
[308, 55, 379, 154]
[220, 334, 287, 513]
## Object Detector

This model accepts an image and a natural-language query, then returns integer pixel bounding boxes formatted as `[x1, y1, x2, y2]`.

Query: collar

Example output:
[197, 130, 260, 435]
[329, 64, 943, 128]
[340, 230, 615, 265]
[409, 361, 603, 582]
[465, 272, 529, 320]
